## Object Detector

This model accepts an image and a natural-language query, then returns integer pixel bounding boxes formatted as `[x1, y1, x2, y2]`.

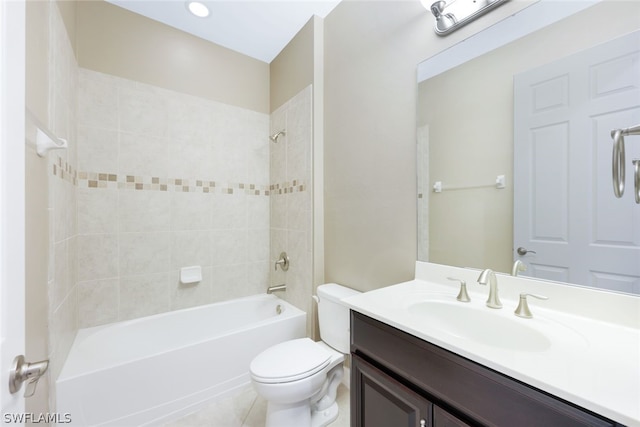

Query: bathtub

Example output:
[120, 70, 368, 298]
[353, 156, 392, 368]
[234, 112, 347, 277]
[56, 294, 306, 426]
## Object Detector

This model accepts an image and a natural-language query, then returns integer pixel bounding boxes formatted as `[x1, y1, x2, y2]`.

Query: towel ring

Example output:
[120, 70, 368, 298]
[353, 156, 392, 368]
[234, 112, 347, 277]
[612, 129, 625, 198]
[634, 159, 640, 204]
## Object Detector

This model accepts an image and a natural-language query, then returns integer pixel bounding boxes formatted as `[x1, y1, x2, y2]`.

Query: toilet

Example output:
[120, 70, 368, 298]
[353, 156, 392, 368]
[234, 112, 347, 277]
[250, 283, 360, 427]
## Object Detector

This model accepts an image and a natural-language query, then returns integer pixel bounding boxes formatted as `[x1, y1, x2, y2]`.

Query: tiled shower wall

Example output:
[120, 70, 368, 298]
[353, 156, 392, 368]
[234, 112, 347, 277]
[75, 69, 271, 327]
[269, 86, 314, 335]
[47, 1, 79, 396]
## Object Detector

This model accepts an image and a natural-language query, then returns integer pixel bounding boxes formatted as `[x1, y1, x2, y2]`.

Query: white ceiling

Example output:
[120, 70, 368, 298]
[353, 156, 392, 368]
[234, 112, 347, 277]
[107, 0, 342, 63]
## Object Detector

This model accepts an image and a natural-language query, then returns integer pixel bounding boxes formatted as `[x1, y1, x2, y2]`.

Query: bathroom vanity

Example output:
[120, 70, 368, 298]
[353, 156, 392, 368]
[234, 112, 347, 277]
[350, 311, 617, 426]
[344, 262, 640, 427]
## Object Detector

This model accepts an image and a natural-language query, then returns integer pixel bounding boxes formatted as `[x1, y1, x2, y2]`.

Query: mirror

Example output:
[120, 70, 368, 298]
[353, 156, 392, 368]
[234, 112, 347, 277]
[417, 0, 640, 294]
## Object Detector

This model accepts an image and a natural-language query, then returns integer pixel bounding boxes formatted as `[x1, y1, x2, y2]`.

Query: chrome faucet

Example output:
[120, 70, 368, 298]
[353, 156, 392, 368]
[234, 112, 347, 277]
[477, 269, 502, 309]
[267, 284, 286, 294]
[511, 260, 527, 276]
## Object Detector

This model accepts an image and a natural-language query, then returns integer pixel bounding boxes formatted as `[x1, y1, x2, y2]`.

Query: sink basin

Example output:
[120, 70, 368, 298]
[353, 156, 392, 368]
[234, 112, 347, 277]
[408, 300, 552, 352]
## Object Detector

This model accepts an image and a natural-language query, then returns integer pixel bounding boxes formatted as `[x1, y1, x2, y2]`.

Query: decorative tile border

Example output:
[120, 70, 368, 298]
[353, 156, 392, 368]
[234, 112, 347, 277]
[52, 156, 78, 186]
[270, 180, 306, 195]
[52, 155, 307, 196]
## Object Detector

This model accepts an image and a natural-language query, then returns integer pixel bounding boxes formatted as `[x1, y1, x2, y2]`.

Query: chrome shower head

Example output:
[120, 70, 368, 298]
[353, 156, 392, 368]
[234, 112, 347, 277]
[270, 130, 286, 143]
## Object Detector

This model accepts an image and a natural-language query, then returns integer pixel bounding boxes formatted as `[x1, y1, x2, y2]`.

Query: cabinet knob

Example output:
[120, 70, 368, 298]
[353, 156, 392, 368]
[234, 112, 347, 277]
[420, 420, 426, 427]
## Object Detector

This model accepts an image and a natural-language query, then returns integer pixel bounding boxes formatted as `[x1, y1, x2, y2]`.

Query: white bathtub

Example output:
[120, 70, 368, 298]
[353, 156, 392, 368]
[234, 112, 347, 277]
[56, 294, 306, 426]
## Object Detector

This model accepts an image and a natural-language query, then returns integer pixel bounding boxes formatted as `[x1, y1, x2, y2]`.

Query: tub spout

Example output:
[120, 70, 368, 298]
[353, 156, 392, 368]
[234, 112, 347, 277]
[267, 284, 286, 294]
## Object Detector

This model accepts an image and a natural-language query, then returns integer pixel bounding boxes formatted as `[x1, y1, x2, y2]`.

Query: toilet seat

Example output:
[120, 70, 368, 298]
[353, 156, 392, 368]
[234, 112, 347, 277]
[250, 338, 331, 384]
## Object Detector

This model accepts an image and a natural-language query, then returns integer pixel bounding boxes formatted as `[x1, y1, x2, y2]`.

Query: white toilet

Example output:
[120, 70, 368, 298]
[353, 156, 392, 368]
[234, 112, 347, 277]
[250, 283, 360, 427]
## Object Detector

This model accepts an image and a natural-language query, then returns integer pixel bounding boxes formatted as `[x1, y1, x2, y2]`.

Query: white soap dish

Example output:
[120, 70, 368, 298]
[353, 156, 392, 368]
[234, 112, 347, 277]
[180, 266, 202, 284]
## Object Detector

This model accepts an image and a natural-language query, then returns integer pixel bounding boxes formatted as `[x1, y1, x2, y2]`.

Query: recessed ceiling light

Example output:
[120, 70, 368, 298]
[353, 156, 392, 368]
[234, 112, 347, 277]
[186, 1, 210, 18]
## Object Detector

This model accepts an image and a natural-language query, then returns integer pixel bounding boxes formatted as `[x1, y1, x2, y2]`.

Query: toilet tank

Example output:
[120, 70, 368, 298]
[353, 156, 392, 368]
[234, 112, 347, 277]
[316, 283, 361, 354]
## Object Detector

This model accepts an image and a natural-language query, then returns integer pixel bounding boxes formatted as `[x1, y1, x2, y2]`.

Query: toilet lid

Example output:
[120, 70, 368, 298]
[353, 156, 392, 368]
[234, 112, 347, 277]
[250, 338, 332, 384]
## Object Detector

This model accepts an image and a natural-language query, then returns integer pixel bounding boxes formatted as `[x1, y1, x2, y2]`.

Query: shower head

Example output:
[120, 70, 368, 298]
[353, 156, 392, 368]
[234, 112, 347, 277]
[270, 130, 286, 143]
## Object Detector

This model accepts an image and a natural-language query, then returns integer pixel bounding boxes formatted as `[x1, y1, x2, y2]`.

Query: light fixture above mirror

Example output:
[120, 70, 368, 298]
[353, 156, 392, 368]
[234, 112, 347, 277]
[423, 0, 508, 36]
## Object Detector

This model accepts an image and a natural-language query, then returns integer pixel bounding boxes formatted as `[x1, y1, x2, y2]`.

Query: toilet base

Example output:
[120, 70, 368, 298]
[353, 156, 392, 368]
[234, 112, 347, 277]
[265, 401, 311, 427]
[311, 401, 339, 427]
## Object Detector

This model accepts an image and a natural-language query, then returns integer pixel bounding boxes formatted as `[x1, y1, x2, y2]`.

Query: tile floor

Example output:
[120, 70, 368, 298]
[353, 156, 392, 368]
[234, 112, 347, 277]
[165, 383, 350, 427]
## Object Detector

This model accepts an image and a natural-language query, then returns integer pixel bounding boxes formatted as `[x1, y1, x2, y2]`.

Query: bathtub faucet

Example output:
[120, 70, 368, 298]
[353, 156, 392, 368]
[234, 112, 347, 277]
[267, 284, 287, 294]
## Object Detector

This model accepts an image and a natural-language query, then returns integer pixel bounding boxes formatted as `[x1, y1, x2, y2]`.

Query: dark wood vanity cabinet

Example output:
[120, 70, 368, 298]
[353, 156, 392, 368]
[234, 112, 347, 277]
[350, 311, 620, 427]
[351, 354, 432, 427]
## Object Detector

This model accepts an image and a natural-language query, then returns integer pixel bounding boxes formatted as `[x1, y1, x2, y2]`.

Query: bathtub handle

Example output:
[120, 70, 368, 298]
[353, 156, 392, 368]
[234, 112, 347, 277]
[9, 355, 49, 398]
[274, 252, 290, 271]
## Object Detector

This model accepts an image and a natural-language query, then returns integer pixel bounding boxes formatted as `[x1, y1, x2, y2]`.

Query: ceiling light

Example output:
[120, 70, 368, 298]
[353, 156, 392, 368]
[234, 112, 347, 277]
[186, 1, 210, 18]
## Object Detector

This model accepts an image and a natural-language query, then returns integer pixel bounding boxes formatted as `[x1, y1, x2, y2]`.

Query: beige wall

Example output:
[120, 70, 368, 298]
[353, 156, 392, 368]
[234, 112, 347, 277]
[420, 0, 640, 274]
[323, 1, 435, 291]
[76, 1, 270, 114]
[56, 0, 77, 54]
[270, 17, 314, 112]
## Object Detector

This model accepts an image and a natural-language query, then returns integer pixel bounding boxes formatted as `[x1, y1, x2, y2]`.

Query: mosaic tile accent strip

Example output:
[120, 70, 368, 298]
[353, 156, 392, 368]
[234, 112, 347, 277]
[53, 156, 307, 196]
[270, 179, 307, 195]
[52, 156, 78, 186]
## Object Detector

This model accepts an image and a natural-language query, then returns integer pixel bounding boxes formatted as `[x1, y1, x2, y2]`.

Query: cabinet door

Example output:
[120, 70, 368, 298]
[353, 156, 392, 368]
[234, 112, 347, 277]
[352, 355, 432, 427]
[433, 405, 472, 427]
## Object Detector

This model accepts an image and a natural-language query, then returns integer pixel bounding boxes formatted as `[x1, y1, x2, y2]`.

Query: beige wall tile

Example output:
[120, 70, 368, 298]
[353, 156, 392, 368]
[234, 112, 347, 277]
[77, 125, 119, 173]
[170, 268, 213, 310]
[49, 289, 78, 381]
[119, 190, 171, 232]
[211, 229, 247, 267]
[247, 229, 270, 263]
[77, 279, 119, 328]
[270, 195, 287, 229]
[119, 273, 170, 320]
[77, 233, 118, 281]
[52, 177, 75, 243]
[247, 262, 270, 295]
[52, 240, 70, 310]
[119, 133, 169, 177]
[170, 191, 213, 231]
[210, 264, 247, 302]
[211, 194, 247, 230]
[77, 71, 119, 131]
[77, 188, 118, 234]
[118, 85, 169, 138]
[171, 230, 212, 270]
[119, 232, 171, 277]
[168, 135, 213, 181]
[247, 197, 270, 230]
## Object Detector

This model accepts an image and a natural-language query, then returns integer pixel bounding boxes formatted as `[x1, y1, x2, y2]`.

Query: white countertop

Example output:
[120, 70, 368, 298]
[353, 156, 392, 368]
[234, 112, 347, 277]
[343, 262, 640, 426]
